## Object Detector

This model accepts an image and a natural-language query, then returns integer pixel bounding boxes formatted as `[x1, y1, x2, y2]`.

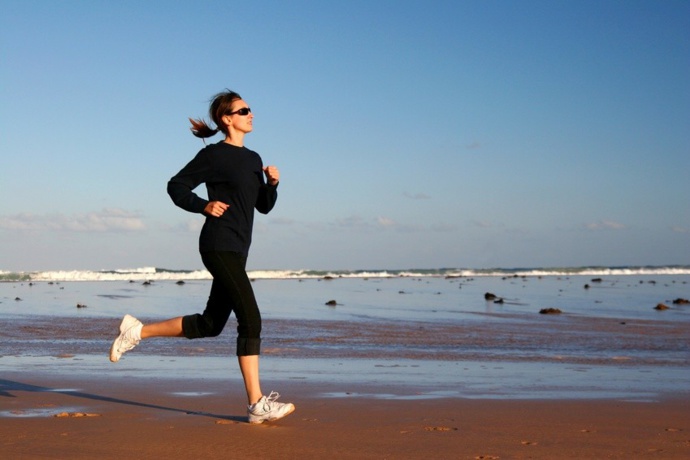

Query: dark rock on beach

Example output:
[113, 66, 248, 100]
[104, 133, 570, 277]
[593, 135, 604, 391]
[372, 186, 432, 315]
[655, 303, 669, 311]
[176, 280, 185, 285]
[485, 292, 507, 303]
[539, 308, 562, 314]
[325, 300, 337, 307]
[672, 298, 689, 305]
[76, 303, 87, 309]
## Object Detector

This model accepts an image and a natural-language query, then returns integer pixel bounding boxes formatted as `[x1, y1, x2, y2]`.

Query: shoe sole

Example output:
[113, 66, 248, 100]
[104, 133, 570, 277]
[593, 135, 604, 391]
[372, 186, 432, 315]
[248, 404, 295, 424]
[109, 340, 122, 363]
[109, 315, 138, 363]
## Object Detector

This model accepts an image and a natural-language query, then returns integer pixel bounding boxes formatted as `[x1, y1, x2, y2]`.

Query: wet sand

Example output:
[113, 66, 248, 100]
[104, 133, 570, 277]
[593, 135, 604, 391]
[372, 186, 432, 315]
[2, 372, 689, 459]
[7, 313, 690, 364]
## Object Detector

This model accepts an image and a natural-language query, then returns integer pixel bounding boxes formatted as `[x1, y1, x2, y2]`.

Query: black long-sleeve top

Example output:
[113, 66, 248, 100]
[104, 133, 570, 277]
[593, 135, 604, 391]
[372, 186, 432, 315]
[167, 142, 278, 256]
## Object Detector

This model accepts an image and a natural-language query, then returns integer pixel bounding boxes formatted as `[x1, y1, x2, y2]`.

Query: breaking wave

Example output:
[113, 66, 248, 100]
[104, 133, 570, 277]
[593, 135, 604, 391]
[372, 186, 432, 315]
[2, 265, 689, 282]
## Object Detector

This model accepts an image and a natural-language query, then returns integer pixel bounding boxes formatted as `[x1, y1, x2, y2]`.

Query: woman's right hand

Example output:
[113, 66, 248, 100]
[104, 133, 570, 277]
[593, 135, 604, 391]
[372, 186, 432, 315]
[204, 201, 229, 217]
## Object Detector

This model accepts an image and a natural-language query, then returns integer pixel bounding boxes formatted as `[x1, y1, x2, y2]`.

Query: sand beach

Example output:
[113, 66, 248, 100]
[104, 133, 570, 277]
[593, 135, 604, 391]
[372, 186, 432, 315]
[2, 372, 689, 459]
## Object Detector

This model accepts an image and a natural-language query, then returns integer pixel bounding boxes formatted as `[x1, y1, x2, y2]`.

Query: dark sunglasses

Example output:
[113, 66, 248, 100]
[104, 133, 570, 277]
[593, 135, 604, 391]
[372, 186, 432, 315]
[228, 107, 251, 116]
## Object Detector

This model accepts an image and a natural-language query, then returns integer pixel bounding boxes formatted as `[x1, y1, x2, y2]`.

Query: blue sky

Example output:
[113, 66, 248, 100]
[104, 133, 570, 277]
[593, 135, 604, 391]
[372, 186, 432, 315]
[1, 0, 689, 272]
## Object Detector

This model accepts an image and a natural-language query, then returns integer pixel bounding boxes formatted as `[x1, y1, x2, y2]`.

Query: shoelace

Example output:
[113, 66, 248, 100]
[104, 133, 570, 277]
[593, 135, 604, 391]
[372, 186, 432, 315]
[250, 391, 284, 413]
[252, 391, 282, 412]
[263, 391, 282, 407]
[118, 330, 140, 352]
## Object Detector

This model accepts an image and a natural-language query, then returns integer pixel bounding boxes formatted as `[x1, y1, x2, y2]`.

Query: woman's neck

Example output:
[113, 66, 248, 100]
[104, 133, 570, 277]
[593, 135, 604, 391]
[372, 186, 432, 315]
[224, 134, 244, 147]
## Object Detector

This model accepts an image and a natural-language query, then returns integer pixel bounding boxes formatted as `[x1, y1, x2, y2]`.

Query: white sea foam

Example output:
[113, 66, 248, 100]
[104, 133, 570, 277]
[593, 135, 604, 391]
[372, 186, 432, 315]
[2, 265, 689, 282]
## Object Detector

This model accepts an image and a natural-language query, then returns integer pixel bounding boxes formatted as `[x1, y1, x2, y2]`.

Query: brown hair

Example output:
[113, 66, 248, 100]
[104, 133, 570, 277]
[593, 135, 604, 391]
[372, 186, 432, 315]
[189, 90, 242, 138]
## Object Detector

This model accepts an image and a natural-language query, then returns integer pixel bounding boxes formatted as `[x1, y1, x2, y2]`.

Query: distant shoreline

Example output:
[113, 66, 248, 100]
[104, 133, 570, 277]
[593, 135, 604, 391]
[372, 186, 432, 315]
[3, 264, 690, 282]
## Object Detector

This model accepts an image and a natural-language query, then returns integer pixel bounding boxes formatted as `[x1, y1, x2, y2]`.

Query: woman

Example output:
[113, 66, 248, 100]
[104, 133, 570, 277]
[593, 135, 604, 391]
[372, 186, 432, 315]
[109, 90, 295, 424]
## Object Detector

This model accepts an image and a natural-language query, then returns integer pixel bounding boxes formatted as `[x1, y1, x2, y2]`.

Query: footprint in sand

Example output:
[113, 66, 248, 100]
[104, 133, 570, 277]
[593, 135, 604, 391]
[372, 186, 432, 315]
[215, 420, 238, 425]
[424, 426, 458, 432]
[54, 412, 100, 418]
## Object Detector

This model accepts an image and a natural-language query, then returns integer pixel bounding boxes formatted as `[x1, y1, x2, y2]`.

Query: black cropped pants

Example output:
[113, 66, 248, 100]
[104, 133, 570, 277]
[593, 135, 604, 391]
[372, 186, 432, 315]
[182, 251, 261, 356]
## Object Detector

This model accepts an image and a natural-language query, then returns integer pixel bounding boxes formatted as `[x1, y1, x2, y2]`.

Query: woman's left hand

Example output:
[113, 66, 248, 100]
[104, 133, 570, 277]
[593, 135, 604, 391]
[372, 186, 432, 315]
[263, 165, 280, 186]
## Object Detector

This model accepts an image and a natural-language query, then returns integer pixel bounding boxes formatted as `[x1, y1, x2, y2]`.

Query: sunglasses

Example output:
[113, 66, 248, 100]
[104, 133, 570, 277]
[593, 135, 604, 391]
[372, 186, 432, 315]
[228, 107, 252, 116]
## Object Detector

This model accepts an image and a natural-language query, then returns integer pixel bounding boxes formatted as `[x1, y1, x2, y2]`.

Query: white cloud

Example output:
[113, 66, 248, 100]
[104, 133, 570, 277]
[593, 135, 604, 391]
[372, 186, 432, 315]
[0, 208, 146, 232]
[584, 220, 626, 231]
[473, 220, 493, 228]
[328, 215, 422, 232]
[404, 192, 431, 200]
[182, 218, 204, 233]
[376, 216, 397, 228]
[334, 215, 370, 229]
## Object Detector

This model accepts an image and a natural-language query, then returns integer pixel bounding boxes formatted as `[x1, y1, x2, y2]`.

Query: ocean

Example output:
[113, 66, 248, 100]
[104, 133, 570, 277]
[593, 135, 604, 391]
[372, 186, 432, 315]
[1, 265, 689, 401]
[3, 264, 690, 282]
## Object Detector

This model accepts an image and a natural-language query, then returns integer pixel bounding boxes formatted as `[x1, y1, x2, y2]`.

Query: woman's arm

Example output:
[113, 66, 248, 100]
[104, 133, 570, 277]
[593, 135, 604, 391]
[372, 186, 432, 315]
[255, 165, 279, 214]
[167, 153, 211, 214]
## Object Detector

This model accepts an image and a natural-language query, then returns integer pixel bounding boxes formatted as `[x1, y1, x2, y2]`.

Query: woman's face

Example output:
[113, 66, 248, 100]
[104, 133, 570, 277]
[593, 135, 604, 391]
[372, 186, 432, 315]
[227, 99, 253, 134]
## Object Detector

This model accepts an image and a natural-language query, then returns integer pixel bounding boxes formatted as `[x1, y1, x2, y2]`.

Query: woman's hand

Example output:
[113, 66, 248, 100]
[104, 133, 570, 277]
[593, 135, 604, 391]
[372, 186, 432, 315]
[263, 165, 280, 186]
[204, 201, 229, 217]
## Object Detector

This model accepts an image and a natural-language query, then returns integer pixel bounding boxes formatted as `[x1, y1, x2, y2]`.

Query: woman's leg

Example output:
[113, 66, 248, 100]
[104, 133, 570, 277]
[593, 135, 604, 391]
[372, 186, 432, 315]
[110, 315, 184, 362]
[200, 252, 264, 404]
[200, 252, 262, 354]
[141, 317, 184, 338]
[110, 276, 229, 362]
[238, 355, 263, 404]
[181, 279, 233, 339]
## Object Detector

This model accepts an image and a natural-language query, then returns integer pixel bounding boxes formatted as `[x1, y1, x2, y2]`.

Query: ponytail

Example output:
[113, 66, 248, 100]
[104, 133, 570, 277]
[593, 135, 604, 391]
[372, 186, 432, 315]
[189, 89, 242, 139]
[188, 117, 219, 138]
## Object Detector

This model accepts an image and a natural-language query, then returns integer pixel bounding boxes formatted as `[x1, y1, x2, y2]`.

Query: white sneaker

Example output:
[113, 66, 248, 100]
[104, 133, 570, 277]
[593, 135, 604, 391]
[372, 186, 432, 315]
[247, 391, 295, 424]
[109, 314, 143, 362]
